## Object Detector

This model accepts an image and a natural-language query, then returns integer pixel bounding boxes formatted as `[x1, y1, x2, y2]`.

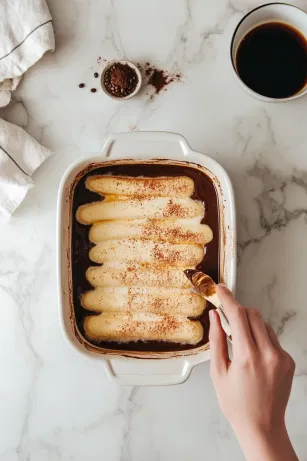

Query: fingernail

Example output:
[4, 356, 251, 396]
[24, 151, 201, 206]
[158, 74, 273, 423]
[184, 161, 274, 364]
[209, 310, 215, 321]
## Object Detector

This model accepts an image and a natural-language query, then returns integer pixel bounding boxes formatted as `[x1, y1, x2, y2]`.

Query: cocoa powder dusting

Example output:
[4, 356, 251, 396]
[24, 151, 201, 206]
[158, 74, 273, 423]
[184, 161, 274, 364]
[71, 162, 219, 354]
[151, 297, 163, 313]
[163, 199, 185, 218]
[142, 219, 197, 243]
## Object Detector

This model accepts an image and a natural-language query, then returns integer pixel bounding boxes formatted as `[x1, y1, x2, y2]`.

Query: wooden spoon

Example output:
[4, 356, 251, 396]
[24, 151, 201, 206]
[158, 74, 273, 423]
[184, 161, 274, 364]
[184, 270, 232, 343]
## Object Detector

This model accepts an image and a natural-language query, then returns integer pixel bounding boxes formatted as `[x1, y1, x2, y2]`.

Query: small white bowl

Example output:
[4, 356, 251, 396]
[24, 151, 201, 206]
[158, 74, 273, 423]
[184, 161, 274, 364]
[101, 60, 142, 100]
[230, 3, 307, 102]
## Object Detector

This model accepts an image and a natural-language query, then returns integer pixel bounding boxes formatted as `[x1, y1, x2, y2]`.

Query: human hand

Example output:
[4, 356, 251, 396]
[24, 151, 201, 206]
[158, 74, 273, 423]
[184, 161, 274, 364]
[209, 285, 298, 461]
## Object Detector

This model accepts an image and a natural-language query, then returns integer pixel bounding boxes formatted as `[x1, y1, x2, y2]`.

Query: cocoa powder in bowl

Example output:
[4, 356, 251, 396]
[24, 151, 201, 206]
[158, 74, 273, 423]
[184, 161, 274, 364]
[103, 62, 139, 98]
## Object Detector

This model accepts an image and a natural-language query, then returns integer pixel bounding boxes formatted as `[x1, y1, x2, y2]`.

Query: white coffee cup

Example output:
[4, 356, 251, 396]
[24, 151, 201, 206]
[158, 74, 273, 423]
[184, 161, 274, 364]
[230, 3, 307, 102]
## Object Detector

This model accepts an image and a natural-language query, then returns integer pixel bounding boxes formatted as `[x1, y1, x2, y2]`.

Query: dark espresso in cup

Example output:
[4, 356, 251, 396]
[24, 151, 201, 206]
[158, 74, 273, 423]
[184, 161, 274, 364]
[235, 22, 307, 99]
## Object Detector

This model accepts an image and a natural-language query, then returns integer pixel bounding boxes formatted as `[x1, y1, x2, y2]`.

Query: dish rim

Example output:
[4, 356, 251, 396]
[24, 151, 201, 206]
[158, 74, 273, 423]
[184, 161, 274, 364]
[56, 131, 236, 384]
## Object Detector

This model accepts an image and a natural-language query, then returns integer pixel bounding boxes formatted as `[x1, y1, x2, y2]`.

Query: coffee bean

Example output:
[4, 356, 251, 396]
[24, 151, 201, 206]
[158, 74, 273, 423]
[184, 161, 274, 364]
[103, 62, 139, 98]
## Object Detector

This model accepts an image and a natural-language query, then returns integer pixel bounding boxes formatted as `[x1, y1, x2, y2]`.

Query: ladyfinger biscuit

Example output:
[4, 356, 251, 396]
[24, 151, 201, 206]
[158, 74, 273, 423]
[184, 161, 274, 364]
[85, 175, 194, 197]
[89, 218, 213, 245]
[84, 312, 203, 345]
[89, 239, 204, 266]
[81, 286, 206, 317]
[76, 197, 204, 225]
[86, 263, 193, 289]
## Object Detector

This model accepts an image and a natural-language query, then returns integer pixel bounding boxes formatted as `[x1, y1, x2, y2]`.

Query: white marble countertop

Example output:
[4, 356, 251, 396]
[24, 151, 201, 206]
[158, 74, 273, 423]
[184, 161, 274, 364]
[1, 0, 307, 460]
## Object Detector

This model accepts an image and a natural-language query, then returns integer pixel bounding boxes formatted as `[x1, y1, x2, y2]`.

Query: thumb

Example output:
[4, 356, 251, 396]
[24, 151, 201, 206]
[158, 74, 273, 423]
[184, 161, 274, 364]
[209, 309, 229, 376]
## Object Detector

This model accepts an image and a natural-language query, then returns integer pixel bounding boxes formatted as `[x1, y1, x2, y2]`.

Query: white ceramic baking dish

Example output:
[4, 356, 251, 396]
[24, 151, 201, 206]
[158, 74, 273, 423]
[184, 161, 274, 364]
[57, 131, 236, 386]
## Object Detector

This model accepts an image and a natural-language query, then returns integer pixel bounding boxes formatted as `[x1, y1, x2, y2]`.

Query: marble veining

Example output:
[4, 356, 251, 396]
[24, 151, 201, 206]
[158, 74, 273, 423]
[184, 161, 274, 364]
[1, 0, 307, 460]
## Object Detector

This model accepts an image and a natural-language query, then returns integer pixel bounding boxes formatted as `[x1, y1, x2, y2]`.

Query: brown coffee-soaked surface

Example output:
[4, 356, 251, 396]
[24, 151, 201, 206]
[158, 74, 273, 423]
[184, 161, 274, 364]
[72, 163, 219, 352]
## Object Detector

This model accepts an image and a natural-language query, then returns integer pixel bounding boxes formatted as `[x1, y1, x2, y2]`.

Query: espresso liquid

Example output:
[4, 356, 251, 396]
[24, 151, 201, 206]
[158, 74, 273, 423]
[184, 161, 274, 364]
[72, 162, 220, 353]
[236, 22, 307, 98]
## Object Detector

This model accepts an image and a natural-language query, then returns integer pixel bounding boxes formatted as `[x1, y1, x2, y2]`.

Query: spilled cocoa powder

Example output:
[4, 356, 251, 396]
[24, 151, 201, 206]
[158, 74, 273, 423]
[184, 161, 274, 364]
[79, 58, 182, 97]
[143, 62, 182, 94]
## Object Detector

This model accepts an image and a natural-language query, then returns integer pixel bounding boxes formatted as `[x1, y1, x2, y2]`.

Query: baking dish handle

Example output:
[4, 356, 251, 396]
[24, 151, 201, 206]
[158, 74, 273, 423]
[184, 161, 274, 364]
[101, 131, 191, 159]
[105, 358, 195, 386]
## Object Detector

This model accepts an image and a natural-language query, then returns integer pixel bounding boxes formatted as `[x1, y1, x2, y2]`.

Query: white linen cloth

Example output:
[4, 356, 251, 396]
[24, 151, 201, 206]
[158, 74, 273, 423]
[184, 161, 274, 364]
[0, 0, 55, 220]
[0, 119, 52, 219]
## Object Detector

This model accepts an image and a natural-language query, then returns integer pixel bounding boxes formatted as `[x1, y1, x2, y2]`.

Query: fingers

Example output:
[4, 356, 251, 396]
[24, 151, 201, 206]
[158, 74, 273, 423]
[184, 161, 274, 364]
[265, 323, 282, 350]
[216, 285, 254, 354]
[209, 309, 229, 375]
[265, 324, 295, 380]
[246, 308, 272, 349]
